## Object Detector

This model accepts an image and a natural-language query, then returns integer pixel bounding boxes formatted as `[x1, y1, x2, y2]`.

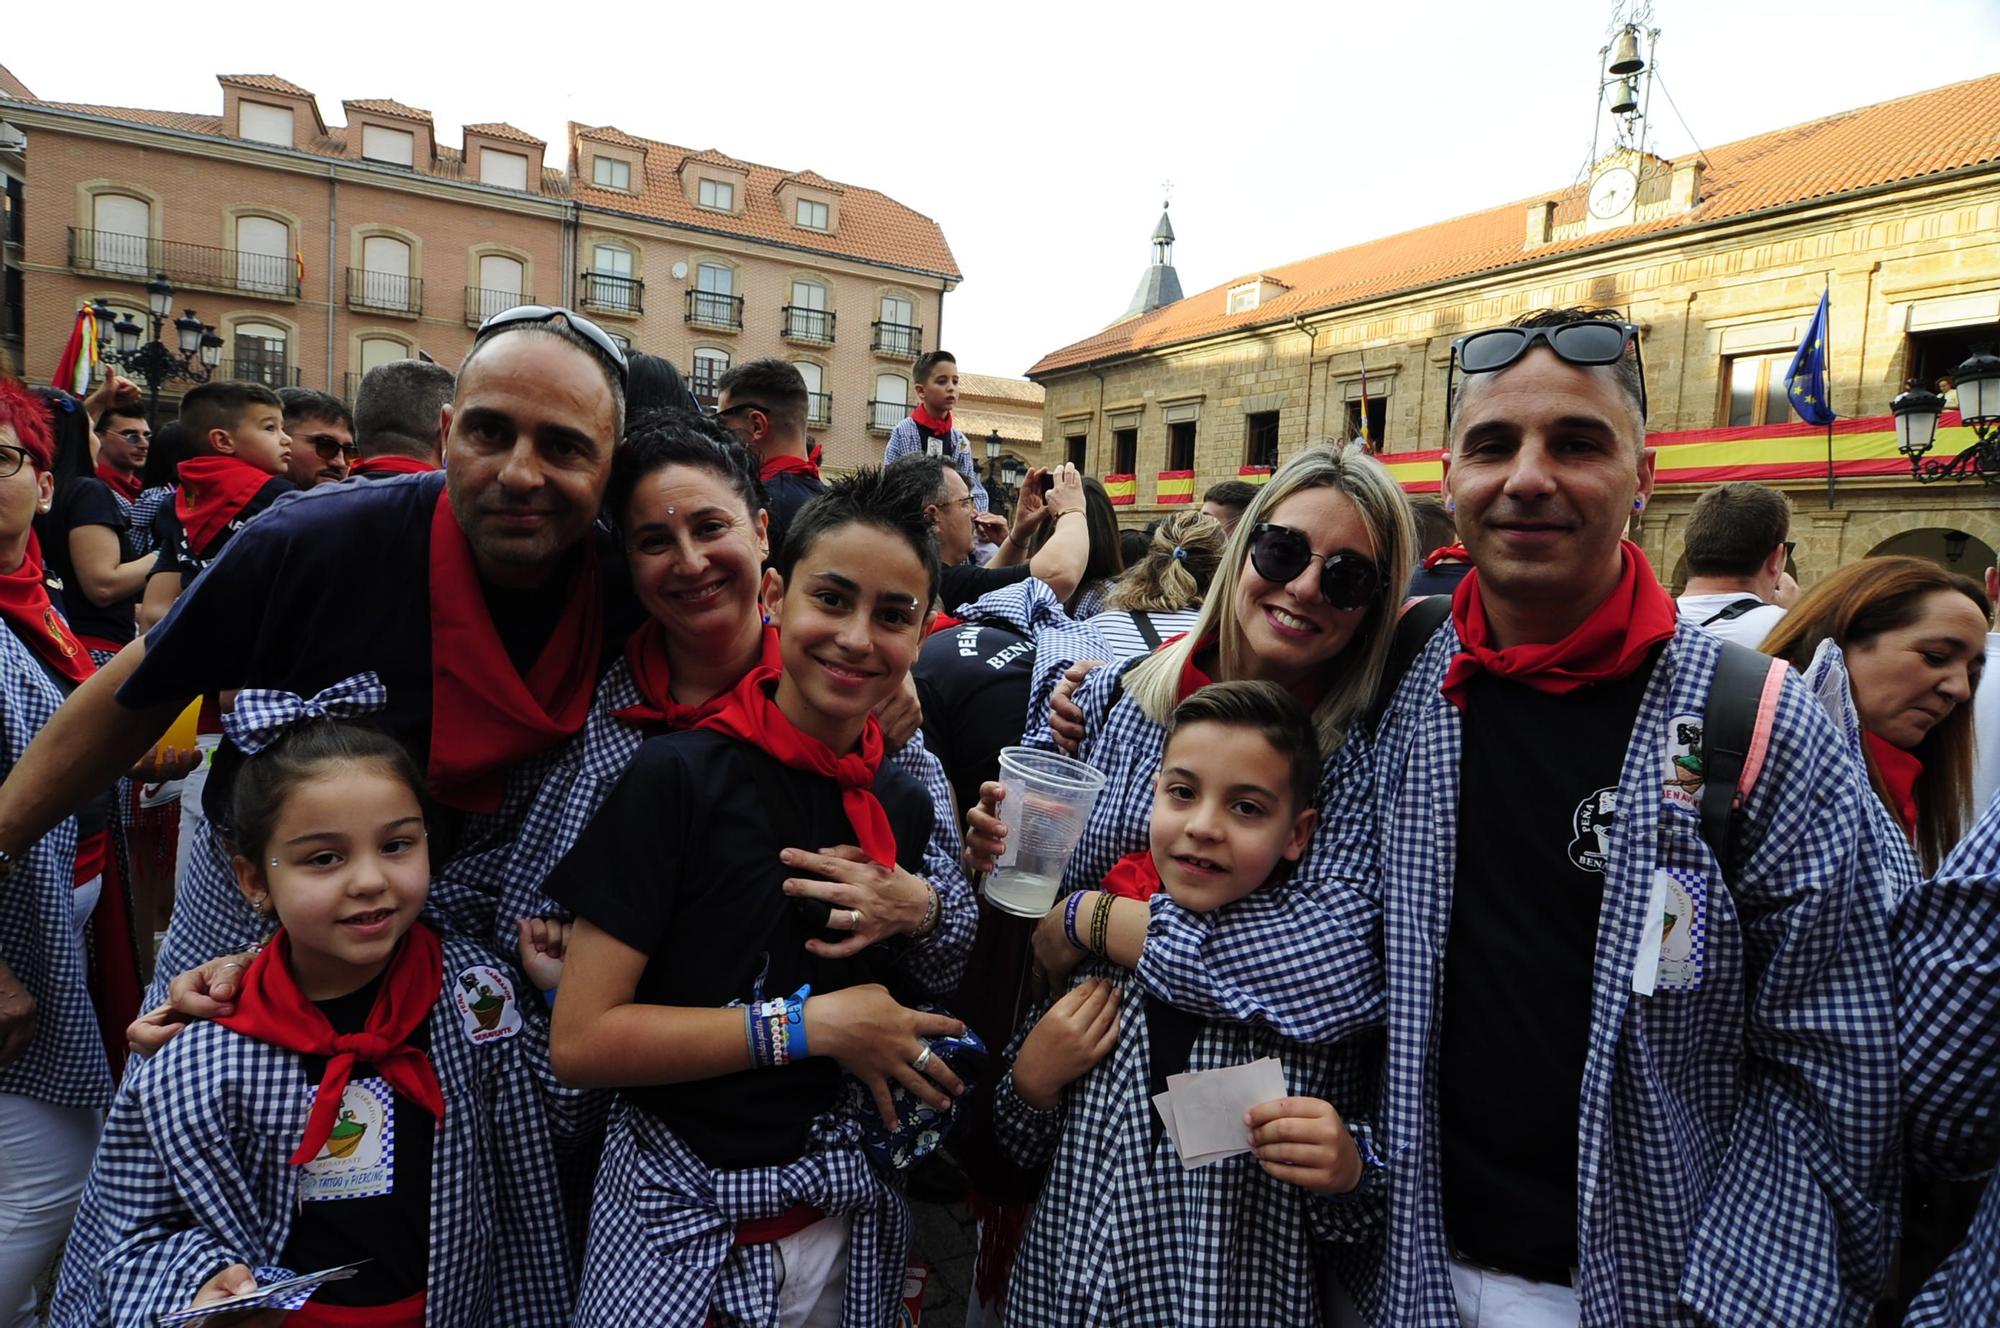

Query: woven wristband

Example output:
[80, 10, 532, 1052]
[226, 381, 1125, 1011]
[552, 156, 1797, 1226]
[784, 991, 809, 1061]
[1063, 891, 1087, 950]
[745, 1005, 766, 1069]
[1089, 892, 1114, 956]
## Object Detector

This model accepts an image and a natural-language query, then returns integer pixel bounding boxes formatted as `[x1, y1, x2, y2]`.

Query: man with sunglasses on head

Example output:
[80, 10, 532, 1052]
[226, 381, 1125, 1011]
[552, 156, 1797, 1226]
[0, 307, 631, 1034]
[713, 357, 824, 554]
[1332, 307, 1901, 1325]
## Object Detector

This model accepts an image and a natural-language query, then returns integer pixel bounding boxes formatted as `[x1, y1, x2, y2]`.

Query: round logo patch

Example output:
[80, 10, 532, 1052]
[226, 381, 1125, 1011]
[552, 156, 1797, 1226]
[451, 964, 523, 1044]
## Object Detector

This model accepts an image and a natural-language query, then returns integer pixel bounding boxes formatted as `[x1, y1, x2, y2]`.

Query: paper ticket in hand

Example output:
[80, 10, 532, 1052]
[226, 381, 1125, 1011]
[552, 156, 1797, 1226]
[1150, 1056, 1286, 1170]
[155, 1262, 365, 1325]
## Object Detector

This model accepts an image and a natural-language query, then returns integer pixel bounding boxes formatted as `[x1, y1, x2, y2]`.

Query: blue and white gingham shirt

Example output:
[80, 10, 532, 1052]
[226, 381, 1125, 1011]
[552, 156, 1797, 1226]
[883, 417, 989, 513]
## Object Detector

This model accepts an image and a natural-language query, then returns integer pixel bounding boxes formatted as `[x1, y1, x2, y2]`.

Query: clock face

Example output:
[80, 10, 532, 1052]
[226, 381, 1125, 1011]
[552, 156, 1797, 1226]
[1589, 167, 1638, 219]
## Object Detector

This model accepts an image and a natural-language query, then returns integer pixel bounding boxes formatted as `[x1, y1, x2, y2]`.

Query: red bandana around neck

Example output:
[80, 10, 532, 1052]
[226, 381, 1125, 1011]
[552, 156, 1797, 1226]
[1174, 633, 1214, 701]
[911, 404, 954, 438]
[426, 489, 602, 812]
[697, 665, 898, 867]
[216, 924, 445, 1166]
[615, 621, 781, 729]
[1442, 539, 1677, 710]
[1100, 849, 1164, 901]
[1864, 732, 1922, 839]
[761, 453, 821, 482]
[1423, 541, 1471, 570]
[95, 460, 143, 503]
[350, 454, 439, 477]
[175, 455, 276, 555]
[0, 532, 95, 686]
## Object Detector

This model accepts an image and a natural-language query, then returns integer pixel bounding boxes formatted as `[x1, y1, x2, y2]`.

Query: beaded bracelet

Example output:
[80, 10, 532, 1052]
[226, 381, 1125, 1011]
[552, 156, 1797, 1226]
[1088, 891, 1114, 957]
[1063, 891, 1088, 951]
[912, 881, 941, 941]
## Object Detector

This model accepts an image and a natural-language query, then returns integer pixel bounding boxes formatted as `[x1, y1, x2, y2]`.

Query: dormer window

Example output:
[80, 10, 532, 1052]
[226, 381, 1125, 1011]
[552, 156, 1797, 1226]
[698, 179, 734, 211]
[361, 124, 414, 167]
[1227, 283, 1261, 314]
[795, 198, 829, 231]
[480, 149, 529, 190]
[239, 101, 294, 147]
[593, 156, 631, 190]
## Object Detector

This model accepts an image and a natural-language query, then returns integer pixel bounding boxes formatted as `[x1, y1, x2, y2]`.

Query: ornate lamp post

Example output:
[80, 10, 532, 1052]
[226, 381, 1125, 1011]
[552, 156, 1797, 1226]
[1894, 351, 2000, 484]
[92, 274, 224, 425]
[984, 428, 1005, 496]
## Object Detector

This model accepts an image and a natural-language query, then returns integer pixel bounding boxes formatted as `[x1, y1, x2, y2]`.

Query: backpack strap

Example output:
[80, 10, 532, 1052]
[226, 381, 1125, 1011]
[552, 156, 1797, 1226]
[1130, 611, 1165, 653]
[1698, 642, 1789, 880]
[1699, 597, 1767, 628]
[1368, 595, 1453, 733]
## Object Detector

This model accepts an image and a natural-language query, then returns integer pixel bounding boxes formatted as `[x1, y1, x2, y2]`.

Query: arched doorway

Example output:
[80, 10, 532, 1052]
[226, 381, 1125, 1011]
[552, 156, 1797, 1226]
[1866, 527, 1997, 573]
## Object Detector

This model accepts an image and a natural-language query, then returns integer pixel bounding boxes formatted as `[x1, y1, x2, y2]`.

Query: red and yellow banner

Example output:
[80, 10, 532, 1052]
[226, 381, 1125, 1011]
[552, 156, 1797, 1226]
[1157, 469, 1195, 504]
[1238, 465, 1273, 485]
[1380, 412, 1940, 494]
[1103, 473, 1137, 506]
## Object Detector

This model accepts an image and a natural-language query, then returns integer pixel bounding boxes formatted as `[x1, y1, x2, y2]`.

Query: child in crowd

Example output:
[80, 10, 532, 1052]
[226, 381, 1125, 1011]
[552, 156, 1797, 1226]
[882, 350, 988, 514]
[545, 470, 972, 1327]
[996, 680, 1367, 1326]
[51, 680, 579, 1327]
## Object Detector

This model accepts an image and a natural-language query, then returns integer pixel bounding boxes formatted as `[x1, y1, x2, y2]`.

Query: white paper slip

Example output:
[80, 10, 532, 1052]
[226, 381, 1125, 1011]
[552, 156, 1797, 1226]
[1153, 1056, 1287, 1169]
[154, 1262, 365, 1326]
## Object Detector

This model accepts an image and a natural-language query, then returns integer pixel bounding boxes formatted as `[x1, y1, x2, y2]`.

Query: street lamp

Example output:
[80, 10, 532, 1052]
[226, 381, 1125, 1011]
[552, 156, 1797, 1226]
[984, 428, 1004, 495]
[93, 274, 222, 426]
[1896, 352, 2000, 484]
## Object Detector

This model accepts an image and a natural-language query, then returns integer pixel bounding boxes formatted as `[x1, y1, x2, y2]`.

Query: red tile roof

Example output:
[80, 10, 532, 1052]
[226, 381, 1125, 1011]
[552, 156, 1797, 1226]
[218, 74, 315, 97]
[341, 98, 432, 124]
[463, 121, 544, 147]
[778, 170, 844, 195]
[567, 123, 959, 280]
[682, 147, 750, 172]
[40, 102, 225, 136]
[1030, 71, 2000, 376]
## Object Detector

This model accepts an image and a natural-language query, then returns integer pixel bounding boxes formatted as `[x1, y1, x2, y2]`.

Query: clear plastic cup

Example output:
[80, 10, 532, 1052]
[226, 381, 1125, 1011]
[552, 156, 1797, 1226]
[982, 747, 1108, 918]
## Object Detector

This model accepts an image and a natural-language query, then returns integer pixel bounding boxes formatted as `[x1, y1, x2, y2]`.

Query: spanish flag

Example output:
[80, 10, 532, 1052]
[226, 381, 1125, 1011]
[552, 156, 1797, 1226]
[1238, 465, 1273, 486]
[1157, 469, 1195, 504]
[1103, 473, 1136, 506]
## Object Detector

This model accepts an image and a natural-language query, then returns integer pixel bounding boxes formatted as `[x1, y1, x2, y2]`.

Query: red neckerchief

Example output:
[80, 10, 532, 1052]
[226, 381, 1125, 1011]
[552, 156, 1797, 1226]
[174, 456, 275, 554]
[1100, 849, 1163, 901]
[1864, 732, 1922, 840]
[426, 489, 602, 812]
[614, 621, 781, 729]
[215, 924, 445, 1167]
[761, 453, 820, 482]
[1175, 633, 1214, 701]
[0, 532, 94, 686]
[95, 460, 142, 502]
[697, 665, 898, 867]
[1423, 541, 1470, 569]
[806, 441, 823, 470]
[1441, 540, 1677, 710]
[350, 454, 438, 477]
[911, 404, 954, 437]
[925, 612, 963, 637]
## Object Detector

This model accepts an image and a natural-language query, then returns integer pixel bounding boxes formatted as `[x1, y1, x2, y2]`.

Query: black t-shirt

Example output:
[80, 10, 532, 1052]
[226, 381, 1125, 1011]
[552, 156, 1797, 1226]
[150, 475, 293, 587]
[543, 727, 932, 1169]
[915, 620, 1033, 820]
[762, 468, 827, 561]
[937, 560, 1031, 616]
[281, 976, 434, 1306]
[1437, 656, 1656, 1282]
[36, 477, 140, 646]
[1406, 561, 1473, 600]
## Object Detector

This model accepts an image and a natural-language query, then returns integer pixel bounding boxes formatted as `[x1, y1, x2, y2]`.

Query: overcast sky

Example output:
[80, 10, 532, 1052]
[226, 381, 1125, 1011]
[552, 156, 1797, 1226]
[8, 1, 1999, 377]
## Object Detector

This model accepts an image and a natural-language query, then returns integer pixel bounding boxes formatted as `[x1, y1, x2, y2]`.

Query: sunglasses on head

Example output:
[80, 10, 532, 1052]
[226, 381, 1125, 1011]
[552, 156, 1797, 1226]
[475, 305, 630, 386]
[1443, 320, 1647, 439]
[1246, 523, 1383, 611]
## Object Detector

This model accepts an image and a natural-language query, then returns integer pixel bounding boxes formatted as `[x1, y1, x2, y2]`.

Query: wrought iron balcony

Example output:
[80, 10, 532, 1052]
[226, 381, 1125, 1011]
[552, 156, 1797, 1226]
[868, 399, 906, 433]
[221, 359, 301, 389]
[579, 271, 643, 316]
[808, 392, 832, 427]
[69, 227, 300, 299]
[871, 320, 921, 358]
[346, 266, 422, 315]
[686, 289, 744, 330]
[782, 305, 835, 345]
[465, 286, 533, 328]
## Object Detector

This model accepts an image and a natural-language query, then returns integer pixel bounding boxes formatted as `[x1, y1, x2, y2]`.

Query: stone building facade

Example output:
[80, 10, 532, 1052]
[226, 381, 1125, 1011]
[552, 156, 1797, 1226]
[1027, 73, 2000, 585]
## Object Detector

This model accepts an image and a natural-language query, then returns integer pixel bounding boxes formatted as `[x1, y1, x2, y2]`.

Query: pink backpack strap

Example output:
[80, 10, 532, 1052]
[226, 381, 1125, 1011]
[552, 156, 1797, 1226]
[1734, 656, 1789, 808]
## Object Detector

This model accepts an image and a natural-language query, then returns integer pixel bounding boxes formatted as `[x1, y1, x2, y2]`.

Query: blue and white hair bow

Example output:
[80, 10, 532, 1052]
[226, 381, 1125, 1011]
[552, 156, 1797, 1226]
[221, 672, 390, 756]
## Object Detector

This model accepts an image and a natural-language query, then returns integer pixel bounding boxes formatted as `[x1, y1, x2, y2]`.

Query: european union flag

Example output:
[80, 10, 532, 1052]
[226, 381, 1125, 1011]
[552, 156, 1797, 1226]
[1785, 290, 1836, 426]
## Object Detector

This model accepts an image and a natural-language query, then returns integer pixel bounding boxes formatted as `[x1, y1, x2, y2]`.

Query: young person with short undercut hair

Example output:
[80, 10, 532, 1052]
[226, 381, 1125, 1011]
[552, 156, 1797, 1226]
[1675, 480, 1792, 647]
[714, 357, 824, 553]
[883, 350, 988, 513]
[278, 386, 356, 489]
[351, 360, 453, 477]
[92, 403, 150, 506]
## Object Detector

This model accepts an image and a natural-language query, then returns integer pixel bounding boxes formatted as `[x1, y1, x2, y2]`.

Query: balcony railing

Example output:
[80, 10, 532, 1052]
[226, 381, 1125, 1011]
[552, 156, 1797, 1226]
[686, 289, 744, 330]
[578, 271, 643, 316]
[868, 399, 906, 433]
[689, 372, 721, 408]
[346, 266, 422, 314]
[807, 392, 832, 427]
[782, 305, 835, 345]
[871, 320, 922, 358]
[221, 359, 301, 389]
[465, 286, 532, 328]
[69, 227, 300, 299]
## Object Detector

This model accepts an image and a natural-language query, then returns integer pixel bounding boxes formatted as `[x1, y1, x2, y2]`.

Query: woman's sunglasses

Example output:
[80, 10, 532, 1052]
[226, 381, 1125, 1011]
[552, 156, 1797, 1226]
[1246, 523, 1383, 611]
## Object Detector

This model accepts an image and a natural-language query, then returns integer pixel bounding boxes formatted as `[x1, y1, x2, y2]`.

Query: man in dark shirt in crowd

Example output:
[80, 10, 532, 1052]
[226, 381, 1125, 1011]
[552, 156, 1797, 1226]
[887, 453, 1087, 615]
[1405, 493, 1473, 597]
[278, 387, 357, 490]
[350, 359, 453, 476]
[712, 358, 824, 554]
[92, 403, 150, 509]
[1199, 479, 1255, 534]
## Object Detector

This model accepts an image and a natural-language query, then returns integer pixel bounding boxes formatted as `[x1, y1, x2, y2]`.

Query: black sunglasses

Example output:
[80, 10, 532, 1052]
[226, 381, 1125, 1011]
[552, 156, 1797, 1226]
[299, 431, 359, 462]
[1443, 320, 1647, 440]
[475, 305, 630, 386]
[1246, 523, 1383, 611]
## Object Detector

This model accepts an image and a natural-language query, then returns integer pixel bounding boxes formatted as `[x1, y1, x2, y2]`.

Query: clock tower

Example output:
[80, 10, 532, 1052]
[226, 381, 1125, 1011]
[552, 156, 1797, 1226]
[1585, 152, 1641, 233]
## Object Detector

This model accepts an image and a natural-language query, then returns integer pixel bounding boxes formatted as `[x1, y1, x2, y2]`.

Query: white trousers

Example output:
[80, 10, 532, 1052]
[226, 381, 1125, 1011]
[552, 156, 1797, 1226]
[0, 1093, 101, 1327]
[771, 1212, 852, 1328]
[1450, 1258, 1580, 1327]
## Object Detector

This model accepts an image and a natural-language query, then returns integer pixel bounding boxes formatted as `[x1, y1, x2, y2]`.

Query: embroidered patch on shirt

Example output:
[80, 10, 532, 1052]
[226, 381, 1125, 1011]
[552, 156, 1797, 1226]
[451, 964, 523, 1044]
[1567, 786, 1617, 873]
[1632, 866, 1708, 996]
[300, 1076, 396, 1201]
[1662, 712, 1706, 813]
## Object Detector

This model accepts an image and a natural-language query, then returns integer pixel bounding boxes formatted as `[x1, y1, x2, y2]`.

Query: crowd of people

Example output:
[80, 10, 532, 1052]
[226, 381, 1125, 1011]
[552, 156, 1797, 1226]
[0, 302, 1991, 1327]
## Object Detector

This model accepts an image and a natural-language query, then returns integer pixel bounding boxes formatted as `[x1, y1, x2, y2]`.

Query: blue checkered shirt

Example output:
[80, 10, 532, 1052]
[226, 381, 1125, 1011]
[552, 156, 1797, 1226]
[125, 485, 173, 556]
[50, 933, 583, 1327]
[883, 418, 988, 512]
[1905, 1169, 2000, 1327]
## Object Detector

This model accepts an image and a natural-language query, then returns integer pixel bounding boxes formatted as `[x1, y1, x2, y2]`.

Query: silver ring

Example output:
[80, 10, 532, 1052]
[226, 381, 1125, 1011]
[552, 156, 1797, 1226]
[217, 960, 246, 972]
[846, 908, 863, 930]
[911, 1046, 934, 1075]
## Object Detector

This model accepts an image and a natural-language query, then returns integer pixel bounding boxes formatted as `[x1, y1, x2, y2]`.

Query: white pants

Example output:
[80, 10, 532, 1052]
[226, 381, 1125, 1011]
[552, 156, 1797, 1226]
[771, 1213, 852, 1328]
[0, 1093, 101, 1327]
[170, 735, 222, 897]
[1451, 1258, 1579, 1327]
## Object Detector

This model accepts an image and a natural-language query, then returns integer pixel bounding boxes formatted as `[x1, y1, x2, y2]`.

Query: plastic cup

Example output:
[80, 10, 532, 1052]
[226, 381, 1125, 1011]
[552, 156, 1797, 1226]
[982, 747, 1108, 918]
